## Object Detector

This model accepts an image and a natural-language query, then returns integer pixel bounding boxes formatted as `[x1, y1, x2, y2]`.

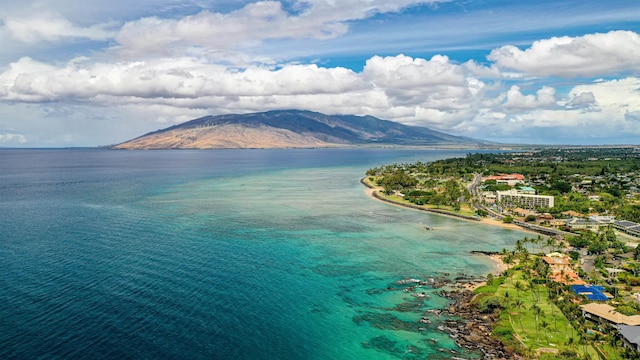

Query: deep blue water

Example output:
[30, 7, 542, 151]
[0, 149, 528, 359]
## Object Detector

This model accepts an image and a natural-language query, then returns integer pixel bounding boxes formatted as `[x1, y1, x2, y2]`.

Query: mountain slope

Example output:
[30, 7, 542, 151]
[112, 110, 489, 149]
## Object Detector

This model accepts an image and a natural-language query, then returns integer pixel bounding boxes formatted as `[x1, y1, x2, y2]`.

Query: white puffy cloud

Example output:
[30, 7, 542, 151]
[502, 85, 556, 109]
[566, 92, 597, 109]
[453, 77, 640, 144]
[0, 132, 27, 144]
[488, 30, 640, 77]
[362, 54, 482, 113]
[0, 57, 367, 103]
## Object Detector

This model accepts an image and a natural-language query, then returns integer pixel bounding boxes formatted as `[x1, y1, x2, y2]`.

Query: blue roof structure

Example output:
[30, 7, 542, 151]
[570, 284, 610, 301]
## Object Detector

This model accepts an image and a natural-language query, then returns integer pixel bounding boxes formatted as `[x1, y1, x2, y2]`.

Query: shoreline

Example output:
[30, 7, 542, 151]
[360, 179, 514, 289]
[361, 178, 537, 233]
[362, 178, 519, 357]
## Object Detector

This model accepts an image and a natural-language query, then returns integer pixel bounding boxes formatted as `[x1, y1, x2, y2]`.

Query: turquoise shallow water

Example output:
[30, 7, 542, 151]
[0, 149, 528, 359]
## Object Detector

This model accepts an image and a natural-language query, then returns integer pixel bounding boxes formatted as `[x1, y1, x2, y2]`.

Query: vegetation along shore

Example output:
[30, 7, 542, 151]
[363, 146, 640, 359]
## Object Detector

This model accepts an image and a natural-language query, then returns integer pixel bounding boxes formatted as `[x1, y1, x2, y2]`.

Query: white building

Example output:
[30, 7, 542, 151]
[496, 189, 554, 209]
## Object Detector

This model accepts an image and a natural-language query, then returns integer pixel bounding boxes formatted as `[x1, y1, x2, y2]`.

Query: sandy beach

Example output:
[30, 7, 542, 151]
[363, 185, 535, 233]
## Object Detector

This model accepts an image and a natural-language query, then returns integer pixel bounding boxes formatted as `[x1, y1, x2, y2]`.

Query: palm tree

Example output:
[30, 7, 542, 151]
[515, 239, 525, 254]
[579, 333, 589, 358]
[566, 336, 576, 352]
[503, 291, 512, 325]
[514, 280, 524, 299]
[513, 298, 525, 332]
[541, 319, 550, 344]
[545, 237, 557, 253]
[529, 278, 540, 303]
[531, 304, 543, 344]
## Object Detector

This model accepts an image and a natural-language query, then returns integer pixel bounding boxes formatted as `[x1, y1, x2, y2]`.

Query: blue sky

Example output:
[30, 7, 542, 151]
[1, 0, 640, 146]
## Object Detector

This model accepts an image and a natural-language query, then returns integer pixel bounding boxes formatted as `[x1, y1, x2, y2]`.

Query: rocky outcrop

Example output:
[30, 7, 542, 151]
[440, 289, 518, 360]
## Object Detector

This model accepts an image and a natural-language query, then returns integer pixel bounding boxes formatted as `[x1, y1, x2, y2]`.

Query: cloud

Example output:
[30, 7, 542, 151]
[7, 50, 639, 145]
[362, 54, 482, 112]
[569, 77, 640, 113]
[3, 13, 114, 43]
[0, 57, 368, 103]
[488, 30, 640, 77]
[566, 91, 597, 109]
[0, 52, 487, 138]
[502, 85, 556, 109]
[0, 132, 27, 144]
[113, 0, 442, 59]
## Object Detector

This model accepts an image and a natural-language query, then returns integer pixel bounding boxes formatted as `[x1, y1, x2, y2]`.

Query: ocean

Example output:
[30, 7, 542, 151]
[0, 148, 529, 359]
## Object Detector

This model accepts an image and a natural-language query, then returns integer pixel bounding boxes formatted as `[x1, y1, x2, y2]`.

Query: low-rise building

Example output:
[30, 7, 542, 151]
[617, 325, 640, 352]
[565, 218, 607, 231]
[580, 303, 640, 326]
[613, 220, 640, 238]
[483, 173, 525, 186]
[549, 270, 587, 285]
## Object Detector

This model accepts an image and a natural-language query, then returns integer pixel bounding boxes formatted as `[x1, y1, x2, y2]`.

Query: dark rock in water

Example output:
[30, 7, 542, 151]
[439, 289, 516, 360]
[353, 312, 421, 332]
[391, 298, 427, 312]
[366, 288, 385, 295]
[362, 335, 426, 358]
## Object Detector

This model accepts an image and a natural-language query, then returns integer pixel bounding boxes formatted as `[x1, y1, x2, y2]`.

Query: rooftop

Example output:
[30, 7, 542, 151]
[571, 284, 612, 301]
[581, 303, 640, 326]
[618, 325, 640, 347]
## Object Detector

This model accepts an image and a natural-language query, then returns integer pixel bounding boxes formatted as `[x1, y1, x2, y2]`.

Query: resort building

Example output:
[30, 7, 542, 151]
[482, 173, 525, 186]
[496, 189, 554, 210]
[482, 191, 497, 204]
[580, 303, 640, 326]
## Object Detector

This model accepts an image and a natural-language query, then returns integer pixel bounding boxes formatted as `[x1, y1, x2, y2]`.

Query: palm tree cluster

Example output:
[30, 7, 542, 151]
[489, 236, 640, 359]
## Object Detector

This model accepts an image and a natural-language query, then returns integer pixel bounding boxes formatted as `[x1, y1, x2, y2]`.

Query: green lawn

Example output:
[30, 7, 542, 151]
[480, 270, 600, 359]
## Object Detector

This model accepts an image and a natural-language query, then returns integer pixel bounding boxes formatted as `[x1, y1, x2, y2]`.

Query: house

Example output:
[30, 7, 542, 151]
[580, 303, 640, 326]
[513, 207, 536, 218]
[549, 270, 587, 285]
[604, 267, 626, 277]
[542, 252, 572, 272]
[617, 325, 640, 351]
[561, 210, 583, 218]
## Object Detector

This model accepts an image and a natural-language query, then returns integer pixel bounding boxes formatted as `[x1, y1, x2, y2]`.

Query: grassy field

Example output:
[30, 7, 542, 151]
[476, 270, 602, 359]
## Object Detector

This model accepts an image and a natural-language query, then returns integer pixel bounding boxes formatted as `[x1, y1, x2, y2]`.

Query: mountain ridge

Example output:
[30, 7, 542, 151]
[111, 110, 494, 149]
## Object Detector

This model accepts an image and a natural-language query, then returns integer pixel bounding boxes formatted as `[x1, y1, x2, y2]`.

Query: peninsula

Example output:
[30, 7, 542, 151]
[364, 147, 640, 359]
